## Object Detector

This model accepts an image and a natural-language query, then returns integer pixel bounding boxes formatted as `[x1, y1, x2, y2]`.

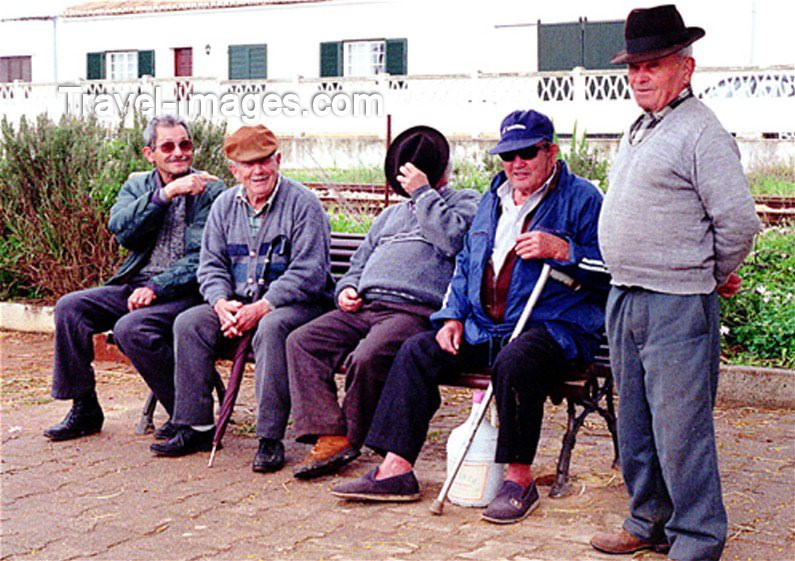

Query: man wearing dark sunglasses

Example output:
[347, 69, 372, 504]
[332, 109, 609, 525]
[45, 114, 226, 443]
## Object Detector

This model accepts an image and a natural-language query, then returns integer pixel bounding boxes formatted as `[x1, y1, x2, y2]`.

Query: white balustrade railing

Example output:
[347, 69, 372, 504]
[1, 66, 793, 139]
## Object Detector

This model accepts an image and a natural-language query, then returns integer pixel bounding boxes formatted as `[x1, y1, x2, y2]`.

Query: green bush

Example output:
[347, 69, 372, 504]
[0, 113, 231, 302]
[720, 227, 795, 369]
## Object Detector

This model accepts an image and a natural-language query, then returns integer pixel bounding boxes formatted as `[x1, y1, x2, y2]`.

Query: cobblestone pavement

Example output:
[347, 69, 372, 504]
[2, 330, 793, 561]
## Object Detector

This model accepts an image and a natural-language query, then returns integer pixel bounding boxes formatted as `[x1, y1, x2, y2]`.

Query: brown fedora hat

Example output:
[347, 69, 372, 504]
[611, 4, 705, 65]
[384, 125, 449, 198]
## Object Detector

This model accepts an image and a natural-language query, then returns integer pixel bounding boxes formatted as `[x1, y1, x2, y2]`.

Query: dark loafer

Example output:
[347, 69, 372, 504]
[481, 480, 540, 524]
[43, 400, 104, 442]
[590, 528, 669, 554]
[150, 426, 214, 457]
[331, 467, 420, 502]
[252, 438, 285, 473]
[153, 420, 179, 440]
[293, 435, 360, 479]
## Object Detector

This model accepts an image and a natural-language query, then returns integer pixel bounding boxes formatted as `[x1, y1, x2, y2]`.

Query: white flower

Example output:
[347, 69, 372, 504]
[720, 325, 730, 336]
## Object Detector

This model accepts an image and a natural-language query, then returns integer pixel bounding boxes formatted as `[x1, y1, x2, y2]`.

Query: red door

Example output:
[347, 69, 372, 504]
[174, 48, 192, 77]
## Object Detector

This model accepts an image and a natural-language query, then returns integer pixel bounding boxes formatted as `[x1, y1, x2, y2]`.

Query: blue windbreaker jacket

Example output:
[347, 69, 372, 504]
[431, 161, 610, 362]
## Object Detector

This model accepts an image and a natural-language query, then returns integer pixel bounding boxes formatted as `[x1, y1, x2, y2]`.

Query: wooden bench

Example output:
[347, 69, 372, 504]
[137, 231, 619, 498]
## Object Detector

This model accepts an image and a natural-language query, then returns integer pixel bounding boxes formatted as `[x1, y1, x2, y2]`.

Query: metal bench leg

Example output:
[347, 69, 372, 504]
[135, 391, 157, 435]
[550, 398, 579, 498]
[604, 378, 620, 468]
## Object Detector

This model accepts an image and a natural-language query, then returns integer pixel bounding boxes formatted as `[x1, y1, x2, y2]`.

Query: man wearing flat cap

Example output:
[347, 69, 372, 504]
[151, 124, 334, 473]
[591, 5, 760, 561]
[286, 125, 479, 479]
[331, 109, 609, 524]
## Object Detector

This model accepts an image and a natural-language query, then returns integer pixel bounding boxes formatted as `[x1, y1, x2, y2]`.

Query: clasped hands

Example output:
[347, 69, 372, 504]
[213, 298, 270, 338]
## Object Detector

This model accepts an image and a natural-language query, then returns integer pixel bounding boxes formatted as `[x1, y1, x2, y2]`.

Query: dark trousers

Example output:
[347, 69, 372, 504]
[51, 284, 200, 415]
[286, 301, 433, 448]
[172, 301, 325, 440]
[365, 325, 571, 465]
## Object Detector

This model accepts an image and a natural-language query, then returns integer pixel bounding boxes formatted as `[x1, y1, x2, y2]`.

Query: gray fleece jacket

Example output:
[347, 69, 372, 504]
[337, 183, 480, 308]
[198, 176, 334, 308]
[599, 96, 761, 294]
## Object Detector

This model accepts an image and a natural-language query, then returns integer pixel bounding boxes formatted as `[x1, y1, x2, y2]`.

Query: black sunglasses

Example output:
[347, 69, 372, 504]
[498, 143, 548, 162]
[156, 139, 194, 154]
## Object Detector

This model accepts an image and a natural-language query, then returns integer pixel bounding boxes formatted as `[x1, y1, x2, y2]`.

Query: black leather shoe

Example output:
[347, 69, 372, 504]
[153, 420, 178, 440]
[150, 426, 214, 457]
[43, 396, 104, 441]
[252, 438, 285, 473]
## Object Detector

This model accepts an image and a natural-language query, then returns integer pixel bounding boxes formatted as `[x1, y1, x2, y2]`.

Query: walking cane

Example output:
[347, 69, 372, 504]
[430, 263, 553, 515]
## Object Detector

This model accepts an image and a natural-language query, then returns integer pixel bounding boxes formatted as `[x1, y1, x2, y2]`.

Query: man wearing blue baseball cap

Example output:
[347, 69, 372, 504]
[331, 109, 609, 524]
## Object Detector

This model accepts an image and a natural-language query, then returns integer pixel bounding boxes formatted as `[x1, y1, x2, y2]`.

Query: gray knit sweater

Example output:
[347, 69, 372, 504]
[599, 96, 761, 294]
[336, 184, 480, 308]
[198, 176, 334, 308]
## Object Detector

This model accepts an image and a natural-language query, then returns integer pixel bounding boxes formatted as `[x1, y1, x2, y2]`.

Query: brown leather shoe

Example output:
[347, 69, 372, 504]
[293, 435, 360, 479]
[590, 528, 669, 554]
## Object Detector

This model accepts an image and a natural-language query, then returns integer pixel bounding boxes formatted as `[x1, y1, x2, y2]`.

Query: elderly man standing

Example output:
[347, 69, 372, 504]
[151, 124, 333, 474]
[332, 109, 609, 524]
[286, 126, 479, 479]
[44, 115, 225, 442]
[590, 6, 761, 561]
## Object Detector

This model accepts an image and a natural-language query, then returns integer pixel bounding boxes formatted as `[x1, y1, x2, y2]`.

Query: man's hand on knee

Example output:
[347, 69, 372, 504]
[127, 286, 157, 311]
[436, 320, 463, 355]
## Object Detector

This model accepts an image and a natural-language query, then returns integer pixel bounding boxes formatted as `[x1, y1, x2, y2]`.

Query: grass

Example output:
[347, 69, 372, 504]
[746, 158, 795, 196]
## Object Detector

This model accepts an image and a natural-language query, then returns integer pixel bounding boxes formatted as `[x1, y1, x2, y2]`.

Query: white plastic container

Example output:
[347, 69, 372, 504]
[446, 390, 505, 507]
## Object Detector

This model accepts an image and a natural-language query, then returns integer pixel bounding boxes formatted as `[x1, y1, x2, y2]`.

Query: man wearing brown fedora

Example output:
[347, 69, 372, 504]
[151, 124, 335, 473]
[285, 125, 479, 479]
[591, 5, 760, 561]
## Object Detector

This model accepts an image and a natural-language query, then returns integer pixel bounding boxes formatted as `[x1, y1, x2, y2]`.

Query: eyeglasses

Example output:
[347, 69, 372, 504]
[498, 144, 547, 162]
[156, 139, 194, 154]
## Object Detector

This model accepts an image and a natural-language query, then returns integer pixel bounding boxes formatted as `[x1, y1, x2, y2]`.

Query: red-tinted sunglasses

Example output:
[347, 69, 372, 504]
[156, 139, 194, 154]
[498, 143, 548, 162]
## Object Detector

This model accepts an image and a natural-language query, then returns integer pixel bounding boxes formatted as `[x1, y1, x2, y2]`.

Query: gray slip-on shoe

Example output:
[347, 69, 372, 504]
[481, 480, 540, 524]
[331, 467, 420, 502]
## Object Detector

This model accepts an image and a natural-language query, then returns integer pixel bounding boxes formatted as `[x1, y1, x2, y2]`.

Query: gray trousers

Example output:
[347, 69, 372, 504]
[51, 284, 200, 415]
[172, 302, 324, 440]
[286, 301, 433, 448]
[607, 287, 726, 561]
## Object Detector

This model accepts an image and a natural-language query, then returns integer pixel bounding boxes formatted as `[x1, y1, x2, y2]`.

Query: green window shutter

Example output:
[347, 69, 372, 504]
[87, 52, 105, 79]
[385, 38, 407, 75]
[583, 20, 625, 69]
[538, 22, 582, 71]
[229, 44, 267, 79]
[138, 50, 155, 77]
[248, 44, 267, 79]
[319, 41, 342, 77]
[229, 45, 247, 79]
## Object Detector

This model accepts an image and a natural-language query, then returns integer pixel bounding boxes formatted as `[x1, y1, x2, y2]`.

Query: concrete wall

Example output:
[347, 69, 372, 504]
[2, 0, 794, 83]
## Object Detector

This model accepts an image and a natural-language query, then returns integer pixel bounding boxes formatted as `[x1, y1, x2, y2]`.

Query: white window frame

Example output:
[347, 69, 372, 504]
[107, 51, 138, 81]
[343, 40, 385, 77]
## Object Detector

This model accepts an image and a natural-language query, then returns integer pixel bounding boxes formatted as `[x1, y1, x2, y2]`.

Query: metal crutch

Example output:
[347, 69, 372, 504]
[430, 263, 553, 515]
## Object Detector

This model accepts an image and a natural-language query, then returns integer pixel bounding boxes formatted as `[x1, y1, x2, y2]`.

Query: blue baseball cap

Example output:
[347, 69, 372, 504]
[488, 109, 554, 155]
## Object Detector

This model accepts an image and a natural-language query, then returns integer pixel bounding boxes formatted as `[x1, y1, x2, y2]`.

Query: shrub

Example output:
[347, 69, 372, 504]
[0, 113, 231, 303]
[720, 227, 795, 369]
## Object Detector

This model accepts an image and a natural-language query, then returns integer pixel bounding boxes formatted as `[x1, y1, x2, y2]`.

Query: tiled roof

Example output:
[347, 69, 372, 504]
[63, 0, 326, 17]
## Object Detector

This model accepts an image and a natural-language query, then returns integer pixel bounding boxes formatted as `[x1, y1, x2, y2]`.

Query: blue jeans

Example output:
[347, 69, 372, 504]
[607, 287, 726, 561]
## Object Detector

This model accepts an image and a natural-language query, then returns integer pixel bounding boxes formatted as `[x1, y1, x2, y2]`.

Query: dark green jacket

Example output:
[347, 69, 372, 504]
[106, 168, 226, 301]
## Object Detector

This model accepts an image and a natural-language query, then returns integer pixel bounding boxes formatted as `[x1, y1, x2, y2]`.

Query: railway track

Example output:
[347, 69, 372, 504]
[305, 182, 795, 225]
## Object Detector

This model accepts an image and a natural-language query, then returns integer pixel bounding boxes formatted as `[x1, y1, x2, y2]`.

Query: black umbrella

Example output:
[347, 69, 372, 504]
[207, 240, 279, 467]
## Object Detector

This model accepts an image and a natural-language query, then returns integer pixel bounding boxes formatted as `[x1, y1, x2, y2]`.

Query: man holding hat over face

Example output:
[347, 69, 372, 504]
[591, 6, 760, 561]
[151, 124, 334, 473]
[286, 125, 479, 479]
[331, 109, 608, 524]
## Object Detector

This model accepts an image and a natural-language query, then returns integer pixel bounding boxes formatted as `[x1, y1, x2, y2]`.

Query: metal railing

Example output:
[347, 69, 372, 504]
[1, 66, 793, 138]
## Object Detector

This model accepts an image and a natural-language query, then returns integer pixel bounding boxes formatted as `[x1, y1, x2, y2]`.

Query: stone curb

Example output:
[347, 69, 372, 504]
[2, 301, 793, 409]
